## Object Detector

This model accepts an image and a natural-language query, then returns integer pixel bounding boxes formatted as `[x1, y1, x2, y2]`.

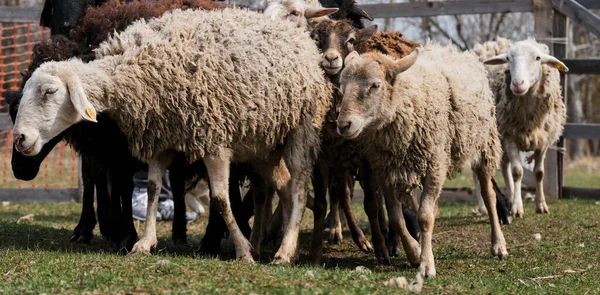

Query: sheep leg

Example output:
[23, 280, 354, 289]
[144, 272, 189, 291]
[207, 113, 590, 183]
[474, 167, 508, 259]
[505, 141, 524, 217]
[249, 173, 270, 257]
[204, 153, 253, 262]
[265, 200, 283, 243]
[340, 172, 373, 252]
[130, 154, 172, 255]
[309, 157, 328, 265]
[328, 176, 343, 245]
[71, 159, 96, 244]
[359, 159, 390, 264]
[96, 171, 111, 242]
[417, 171, 445, 279]
[272, 153, 309, 265]
[473, 172, 488, 216]
[170, 162, 187, 244]
[377, 191, 389, 240]
[383, 185, 421, 267]
[534, 148, 549, 214]
[118, 167, 138, 251]
[500, 154, 515, 210]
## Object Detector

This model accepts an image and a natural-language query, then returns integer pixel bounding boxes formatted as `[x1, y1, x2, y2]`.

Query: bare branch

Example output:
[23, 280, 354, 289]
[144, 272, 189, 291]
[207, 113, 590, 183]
[453, 15, 470, 49]
[429, 17, 467, 51]
[492, 13, 508, 40]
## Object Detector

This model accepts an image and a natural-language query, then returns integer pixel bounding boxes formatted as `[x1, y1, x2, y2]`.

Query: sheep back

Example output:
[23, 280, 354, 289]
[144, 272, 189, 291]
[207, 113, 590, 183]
[91, 8, 332, 163]
[356, 31, 421, 59]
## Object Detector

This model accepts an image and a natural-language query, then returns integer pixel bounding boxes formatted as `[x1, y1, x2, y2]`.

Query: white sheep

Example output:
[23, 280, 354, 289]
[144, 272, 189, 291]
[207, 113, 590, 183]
[336, 43, 508, 278]
[262, 0, 338, 28]
[473, 37, 568, 217]
[12, 7, 335, 264]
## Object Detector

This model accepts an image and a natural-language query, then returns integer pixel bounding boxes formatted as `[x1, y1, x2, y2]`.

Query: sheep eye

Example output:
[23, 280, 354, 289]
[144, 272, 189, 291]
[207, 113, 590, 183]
[370, 82, 380, 90]
[506, 56, 509, 61]
[290, 10, 300, 16]
[536, 56, 541, 61]
[43, 88, 58, 96]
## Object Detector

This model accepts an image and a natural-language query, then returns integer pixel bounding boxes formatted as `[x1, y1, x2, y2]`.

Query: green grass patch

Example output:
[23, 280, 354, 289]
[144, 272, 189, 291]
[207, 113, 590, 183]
[1, 199, 599, 294]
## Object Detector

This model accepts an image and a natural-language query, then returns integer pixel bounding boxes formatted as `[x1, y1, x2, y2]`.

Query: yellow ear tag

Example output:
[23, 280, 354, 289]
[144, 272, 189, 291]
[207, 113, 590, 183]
[86, 107, 96, 120]
[556, 63, 566, 72]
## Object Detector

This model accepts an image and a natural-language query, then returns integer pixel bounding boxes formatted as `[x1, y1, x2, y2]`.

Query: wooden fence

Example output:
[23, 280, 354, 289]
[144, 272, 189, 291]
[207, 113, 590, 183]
[0, 0, 598, 201]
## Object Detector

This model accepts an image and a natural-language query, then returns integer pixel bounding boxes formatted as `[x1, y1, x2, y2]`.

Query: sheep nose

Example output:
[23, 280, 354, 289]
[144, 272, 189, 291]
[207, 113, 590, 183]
[13, 133, 25, 147]
[325, 53, 339, 63]
[337, 120, 352, 133]
[513, 79, 525, 87]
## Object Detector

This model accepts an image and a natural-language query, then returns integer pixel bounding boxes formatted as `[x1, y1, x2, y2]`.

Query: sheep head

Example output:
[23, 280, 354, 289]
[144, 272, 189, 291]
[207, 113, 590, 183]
[12, 62, 97, 156]
[310, 19, 377, 76]
[336, 48, 421, 139]
[262, 0, 338, 29]
[484, 39, 568, 97]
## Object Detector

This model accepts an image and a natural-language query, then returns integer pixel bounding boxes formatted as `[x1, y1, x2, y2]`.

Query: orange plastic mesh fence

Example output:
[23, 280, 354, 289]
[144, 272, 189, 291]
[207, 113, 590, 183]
[0, 22, 78, 189]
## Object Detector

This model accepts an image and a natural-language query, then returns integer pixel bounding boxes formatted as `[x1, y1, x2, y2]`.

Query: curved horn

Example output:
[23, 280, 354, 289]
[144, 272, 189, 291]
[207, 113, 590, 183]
[348, 6, 373, 21]
[391, 46, 422, 74]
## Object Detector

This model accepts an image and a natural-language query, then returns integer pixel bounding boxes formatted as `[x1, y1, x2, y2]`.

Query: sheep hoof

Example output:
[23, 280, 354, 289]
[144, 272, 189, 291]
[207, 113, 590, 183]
[388, 247, 401, 257]
[272, 256, 292, 265]
[359, 239, 374, 253]
[419, 264, 436, 279]
[535, 205, 549, 214]
[71, 232, 93, 244]
[130, 237, 157, 255]
[328, 235, 342, 245]
[238, 254, 255, 264]
[377, 255, 391, 265]
[511, 206, 524, 218]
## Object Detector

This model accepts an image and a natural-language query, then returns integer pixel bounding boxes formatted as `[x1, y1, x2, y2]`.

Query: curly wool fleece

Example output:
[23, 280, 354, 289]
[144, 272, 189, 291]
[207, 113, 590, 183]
[353, 43, 501, 189]
[39, 8, 333, 163]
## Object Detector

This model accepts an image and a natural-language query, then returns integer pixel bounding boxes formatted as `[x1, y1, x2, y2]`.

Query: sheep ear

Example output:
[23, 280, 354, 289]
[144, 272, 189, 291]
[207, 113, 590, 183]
[540, 54, 569, 72]
[305, 8, 338, 19]
[67, 75, 97, 122]
[483, 53, 508, 65]
[356, 25, 377, 43]
[344, 51, 359, 65]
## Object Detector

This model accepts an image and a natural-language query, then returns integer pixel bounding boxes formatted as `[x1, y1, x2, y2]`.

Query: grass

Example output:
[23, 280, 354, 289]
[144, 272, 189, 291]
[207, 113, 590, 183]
[1, 198, 599, 294]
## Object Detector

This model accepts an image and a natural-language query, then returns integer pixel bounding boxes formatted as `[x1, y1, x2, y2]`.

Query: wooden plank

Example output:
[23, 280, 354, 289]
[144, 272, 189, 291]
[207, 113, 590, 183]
[552, 0, 600, 38]
[0, 113, 13, 131]
[534, 0, 554, 49]
[562, 187, 600, 199]
[0, 6, 42, 23]
[361, 0, 533, 19]
[563, 59, 600, 74]
[0, 188, 78, 203]
[576, 0, 600, 9]
[563, 123, 600, 139]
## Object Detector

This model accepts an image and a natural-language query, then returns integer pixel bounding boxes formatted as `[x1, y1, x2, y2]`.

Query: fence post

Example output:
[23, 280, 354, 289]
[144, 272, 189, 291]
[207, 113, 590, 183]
[553, 10, 568, 198]
[533, 0, 560, 199]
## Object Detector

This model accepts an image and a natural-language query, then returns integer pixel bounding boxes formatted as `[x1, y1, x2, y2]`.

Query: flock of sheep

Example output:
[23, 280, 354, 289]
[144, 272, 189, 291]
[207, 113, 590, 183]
[4, 0, 568, 279]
